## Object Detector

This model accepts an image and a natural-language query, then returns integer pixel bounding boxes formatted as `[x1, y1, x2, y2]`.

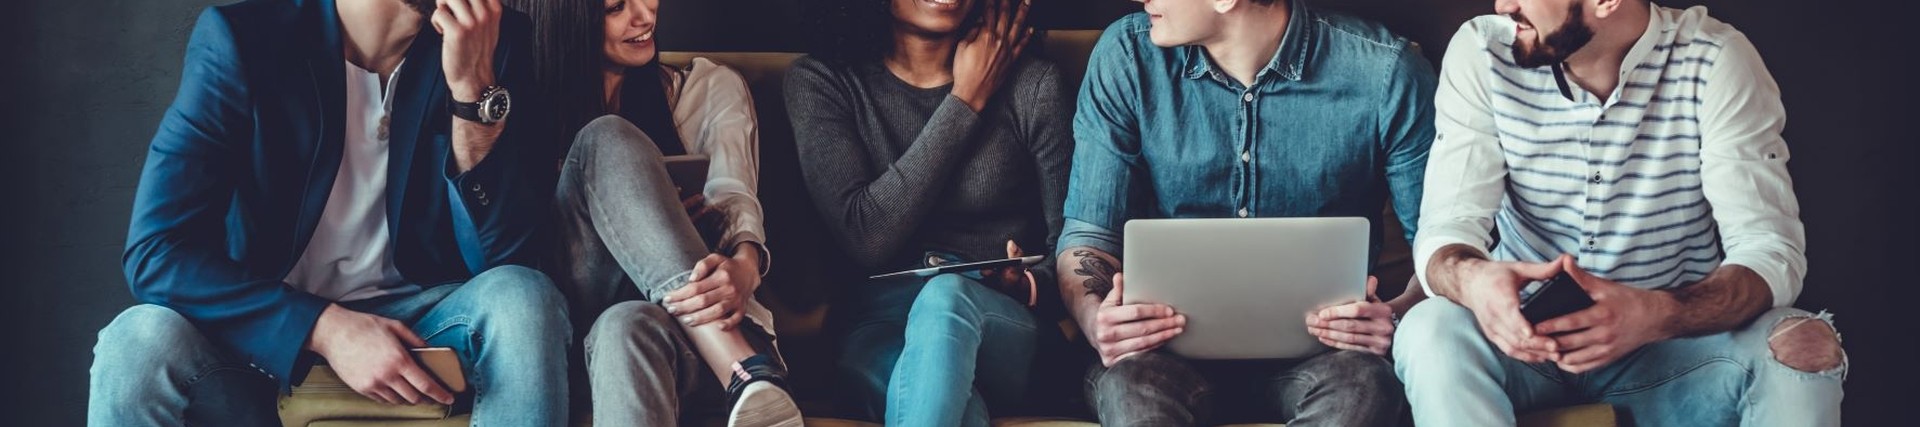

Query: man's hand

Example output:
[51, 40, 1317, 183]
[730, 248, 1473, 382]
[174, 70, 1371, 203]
[1535, 255, 1679, 373]
[665, 242, 764, 330]
[1087, 273, 1185, 367]
[307, 304, 453, 406]
[430, 0, 499, 102]
[950, 0, 1032, 112]
[1306, 276, 1395, 355]
[1444, 253, 1563, 363]
[431, 0, 504, 172]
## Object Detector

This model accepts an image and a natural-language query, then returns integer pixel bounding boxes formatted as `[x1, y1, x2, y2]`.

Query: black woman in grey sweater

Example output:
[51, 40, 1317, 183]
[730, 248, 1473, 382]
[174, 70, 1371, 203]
[784, 0, 1071, 425]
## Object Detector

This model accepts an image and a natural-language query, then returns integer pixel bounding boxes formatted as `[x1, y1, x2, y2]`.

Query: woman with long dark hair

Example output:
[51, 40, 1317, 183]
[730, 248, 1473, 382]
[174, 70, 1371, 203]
[786, 0, 1071, 425]
[507, 0, 799, 425]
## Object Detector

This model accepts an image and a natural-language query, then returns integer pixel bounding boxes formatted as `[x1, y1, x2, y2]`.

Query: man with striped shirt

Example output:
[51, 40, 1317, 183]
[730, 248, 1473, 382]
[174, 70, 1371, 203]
[1393, 0, 1846, 425]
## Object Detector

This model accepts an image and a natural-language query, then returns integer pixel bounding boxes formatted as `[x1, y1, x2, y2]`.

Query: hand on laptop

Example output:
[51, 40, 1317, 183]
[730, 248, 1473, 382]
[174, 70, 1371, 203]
[1305, 276, 1395, 355]
[1090, 272, 1187, 367]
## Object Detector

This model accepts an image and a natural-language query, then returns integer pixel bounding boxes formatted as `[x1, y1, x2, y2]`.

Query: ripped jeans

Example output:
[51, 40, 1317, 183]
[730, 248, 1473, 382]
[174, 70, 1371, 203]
[1393, 299, 1846, 427]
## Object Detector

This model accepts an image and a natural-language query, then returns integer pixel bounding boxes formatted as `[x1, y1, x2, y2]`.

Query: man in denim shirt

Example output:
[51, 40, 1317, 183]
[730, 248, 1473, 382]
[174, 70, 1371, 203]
[1053, 0, 1434, 425]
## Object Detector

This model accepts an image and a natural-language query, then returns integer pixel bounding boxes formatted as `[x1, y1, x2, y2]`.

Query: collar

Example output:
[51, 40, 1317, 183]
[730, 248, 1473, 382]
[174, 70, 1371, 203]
[1619, 4, 1672, 78]
[1182, 0, 1315, 83]
[1552, 5, 1670, 102]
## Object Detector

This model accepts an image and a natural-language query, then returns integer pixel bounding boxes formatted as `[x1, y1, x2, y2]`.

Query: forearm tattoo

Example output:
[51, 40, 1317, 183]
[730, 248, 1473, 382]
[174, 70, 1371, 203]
[1071, 250, 1118, 297]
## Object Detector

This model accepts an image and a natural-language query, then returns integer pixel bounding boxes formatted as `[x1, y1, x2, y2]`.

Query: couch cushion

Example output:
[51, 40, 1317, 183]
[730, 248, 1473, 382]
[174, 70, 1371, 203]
[308, 418, 470, 427]
[279, 365, 452, 426]
[1518, 403, 1618, 427]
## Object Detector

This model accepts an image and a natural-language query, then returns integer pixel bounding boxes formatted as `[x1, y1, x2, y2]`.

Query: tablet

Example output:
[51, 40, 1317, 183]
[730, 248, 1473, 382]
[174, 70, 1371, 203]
[868, 255, 1048, 280]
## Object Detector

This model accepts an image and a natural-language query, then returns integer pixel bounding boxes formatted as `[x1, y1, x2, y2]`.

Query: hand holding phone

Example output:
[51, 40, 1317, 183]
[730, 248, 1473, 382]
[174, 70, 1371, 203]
[410, 347, 467, 394]
[1518, 272, 1596, 326]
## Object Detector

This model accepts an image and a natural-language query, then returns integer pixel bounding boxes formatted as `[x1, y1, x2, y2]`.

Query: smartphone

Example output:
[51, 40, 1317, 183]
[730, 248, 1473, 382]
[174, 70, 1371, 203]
[1518, 272, 1595, 325]
[662, 154, 710, 198]
[410, 347, 467, 393]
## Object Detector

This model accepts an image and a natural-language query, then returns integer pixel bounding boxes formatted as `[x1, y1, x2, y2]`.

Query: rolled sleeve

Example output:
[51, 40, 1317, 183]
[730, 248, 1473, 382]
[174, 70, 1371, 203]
[1412, 23, 1509, 298]
[1061, 22, 1147, 260]
[1058, 218, 1125, 262]
[1697, 33, 1806, 307]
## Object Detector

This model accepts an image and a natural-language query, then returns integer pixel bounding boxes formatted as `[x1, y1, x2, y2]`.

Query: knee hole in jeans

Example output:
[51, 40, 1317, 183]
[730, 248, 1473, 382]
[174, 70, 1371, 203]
[1767, 314, 1844, 373]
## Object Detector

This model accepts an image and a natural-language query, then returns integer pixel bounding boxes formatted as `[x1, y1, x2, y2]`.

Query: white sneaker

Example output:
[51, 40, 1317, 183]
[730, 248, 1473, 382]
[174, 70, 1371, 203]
[727, 381, 803, 427]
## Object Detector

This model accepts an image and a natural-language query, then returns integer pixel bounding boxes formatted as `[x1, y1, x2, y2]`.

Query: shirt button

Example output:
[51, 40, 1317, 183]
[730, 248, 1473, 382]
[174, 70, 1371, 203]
[1237, 208, 1250, 218]
[1590, 172, 1602, 183]
[1242, 93, 1254, 103]
[1240, 151, 1251, 162]
[1586, 237, 1597, 247]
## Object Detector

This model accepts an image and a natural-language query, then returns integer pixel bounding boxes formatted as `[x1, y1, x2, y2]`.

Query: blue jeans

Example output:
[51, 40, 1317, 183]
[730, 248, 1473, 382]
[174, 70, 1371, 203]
[88, 265, 571, 426]
[1393, 298, 1846, 427]
[836, 273, 1039, 427]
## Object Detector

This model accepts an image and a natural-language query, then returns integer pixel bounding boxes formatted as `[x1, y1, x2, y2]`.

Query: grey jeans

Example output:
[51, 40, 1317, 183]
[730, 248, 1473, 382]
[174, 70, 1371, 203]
[1084, 350, 1404, 427]
[552, 115, 783, 425]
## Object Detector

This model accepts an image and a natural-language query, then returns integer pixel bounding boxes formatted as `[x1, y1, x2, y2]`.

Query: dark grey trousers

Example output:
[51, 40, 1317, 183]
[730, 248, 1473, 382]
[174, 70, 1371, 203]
[1084, 350, 1404, 427]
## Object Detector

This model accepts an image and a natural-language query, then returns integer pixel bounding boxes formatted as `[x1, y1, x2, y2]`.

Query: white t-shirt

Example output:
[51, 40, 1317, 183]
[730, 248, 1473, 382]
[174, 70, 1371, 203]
[284, 60, 414, 302]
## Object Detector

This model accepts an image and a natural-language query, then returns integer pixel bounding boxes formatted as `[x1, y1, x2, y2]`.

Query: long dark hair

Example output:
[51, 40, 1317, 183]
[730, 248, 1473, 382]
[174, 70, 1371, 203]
[507, 0, 684, 153]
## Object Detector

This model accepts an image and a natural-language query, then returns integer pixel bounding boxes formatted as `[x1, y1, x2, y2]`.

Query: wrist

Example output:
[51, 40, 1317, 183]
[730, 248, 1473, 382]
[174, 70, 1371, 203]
[451, 74, 496, 103]
[306, 304, 342, 354]
[1649, 289, 1686, 340]
[950, 85, 984, 112]
[1440, 256, 1486, 299]
[731, 242, 764, 268]
[1071, 306, 1100, 341]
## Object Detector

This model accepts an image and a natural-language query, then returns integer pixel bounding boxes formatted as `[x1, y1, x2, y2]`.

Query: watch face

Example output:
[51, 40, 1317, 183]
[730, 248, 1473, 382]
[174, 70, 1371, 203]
[482, 88, 511, 123]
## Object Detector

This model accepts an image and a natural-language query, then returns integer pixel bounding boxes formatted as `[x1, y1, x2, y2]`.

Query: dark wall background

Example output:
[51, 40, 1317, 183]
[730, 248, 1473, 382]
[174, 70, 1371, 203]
[9, 0, 1913, 424]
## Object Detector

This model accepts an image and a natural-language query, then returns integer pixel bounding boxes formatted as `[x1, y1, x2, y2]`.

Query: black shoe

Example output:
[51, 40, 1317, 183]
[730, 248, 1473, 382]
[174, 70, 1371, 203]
[725, 354, 802, 427]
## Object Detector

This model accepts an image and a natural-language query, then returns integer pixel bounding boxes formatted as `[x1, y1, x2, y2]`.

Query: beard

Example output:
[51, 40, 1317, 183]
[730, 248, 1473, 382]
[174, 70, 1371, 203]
[402, 0, 435, 16]
[1511, 3, 1594, 68]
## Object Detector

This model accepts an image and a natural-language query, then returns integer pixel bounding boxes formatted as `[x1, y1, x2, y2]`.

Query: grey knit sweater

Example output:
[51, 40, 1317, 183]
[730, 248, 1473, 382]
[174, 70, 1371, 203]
[784, 55, 1072, 281]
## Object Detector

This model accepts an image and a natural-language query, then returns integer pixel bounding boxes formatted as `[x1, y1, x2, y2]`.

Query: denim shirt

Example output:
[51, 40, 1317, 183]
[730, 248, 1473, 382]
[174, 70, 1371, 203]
[1060, 2, 1437, 263]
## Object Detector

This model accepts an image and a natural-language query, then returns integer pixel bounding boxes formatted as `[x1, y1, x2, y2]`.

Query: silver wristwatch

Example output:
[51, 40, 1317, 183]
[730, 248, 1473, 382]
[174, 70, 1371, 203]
[450, 85, 511, 125]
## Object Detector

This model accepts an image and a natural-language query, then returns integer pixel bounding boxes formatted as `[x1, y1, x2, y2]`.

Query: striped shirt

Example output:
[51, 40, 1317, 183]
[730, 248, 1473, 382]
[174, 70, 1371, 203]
[1414, 5, 1807, 307]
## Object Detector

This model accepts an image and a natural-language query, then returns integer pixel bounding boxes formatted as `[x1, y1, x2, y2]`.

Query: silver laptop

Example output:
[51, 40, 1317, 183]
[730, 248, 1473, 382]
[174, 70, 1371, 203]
[1122, 217, 1370, 360]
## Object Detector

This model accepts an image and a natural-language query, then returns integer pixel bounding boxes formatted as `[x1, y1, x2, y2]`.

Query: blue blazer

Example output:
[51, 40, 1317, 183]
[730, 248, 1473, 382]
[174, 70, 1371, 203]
[122, 0, 550, 391]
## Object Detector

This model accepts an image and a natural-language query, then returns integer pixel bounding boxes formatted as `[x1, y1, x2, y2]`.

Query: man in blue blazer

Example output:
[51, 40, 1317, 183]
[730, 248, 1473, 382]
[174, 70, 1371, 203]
[87, 0, 567, 424]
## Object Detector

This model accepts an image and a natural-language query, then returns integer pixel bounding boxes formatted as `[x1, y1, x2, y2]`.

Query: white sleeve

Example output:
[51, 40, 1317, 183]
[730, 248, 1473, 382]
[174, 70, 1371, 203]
[679, 59, 769, 253]
[1696, 33, 1806, 307]
[1413, 22, 1508, 298]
